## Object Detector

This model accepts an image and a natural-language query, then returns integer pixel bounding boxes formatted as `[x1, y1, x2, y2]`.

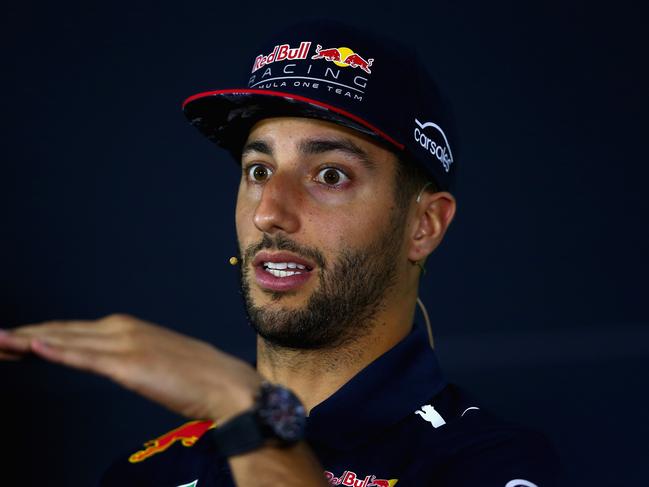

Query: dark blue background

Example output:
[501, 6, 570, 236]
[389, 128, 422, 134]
[2, 1, 647, 485]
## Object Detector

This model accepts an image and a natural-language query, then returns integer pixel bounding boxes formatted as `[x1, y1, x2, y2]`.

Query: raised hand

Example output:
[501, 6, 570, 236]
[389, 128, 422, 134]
[0, 314, 262, 422]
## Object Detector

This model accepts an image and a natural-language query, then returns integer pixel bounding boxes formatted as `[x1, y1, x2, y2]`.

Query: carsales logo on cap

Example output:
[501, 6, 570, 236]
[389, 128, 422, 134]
[413, 118, 454, 173]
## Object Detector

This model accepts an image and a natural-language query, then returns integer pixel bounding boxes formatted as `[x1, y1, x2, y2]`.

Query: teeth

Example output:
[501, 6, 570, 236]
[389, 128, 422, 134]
[264, 262, 307, 270]
[266, 268, 302, 278]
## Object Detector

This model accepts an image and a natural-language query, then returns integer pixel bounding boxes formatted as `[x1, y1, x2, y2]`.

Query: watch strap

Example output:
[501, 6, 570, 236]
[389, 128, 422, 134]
[211, 410, 268, 457]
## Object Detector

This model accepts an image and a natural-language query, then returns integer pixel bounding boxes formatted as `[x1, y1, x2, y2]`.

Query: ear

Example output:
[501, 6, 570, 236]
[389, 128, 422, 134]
[407, 191, 457, 262]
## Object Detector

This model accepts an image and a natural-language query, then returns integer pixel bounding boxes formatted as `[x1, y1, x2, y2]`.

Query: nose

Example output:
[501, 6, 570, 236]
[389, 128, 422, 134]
[253, 170, 301, 235]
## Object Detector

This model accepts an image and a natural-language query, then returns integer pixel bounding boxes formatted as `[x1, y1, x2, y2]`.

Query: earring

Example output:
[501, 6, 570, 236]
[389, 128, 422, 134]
[410, 259, 427, 276]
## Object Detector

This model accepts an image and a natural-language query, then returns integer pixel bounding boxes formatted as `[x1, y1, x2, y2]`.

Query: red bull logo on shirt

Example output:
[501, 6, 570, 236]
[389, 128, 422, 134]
[128, 420, 216, 463]
[324, 469, 398, 487]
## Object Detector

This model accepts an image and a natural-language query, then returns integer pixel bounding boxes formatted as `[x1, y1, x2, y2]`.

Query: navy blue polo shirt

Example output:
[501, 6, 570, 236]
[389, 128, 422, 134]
[100, 322, 561, 486]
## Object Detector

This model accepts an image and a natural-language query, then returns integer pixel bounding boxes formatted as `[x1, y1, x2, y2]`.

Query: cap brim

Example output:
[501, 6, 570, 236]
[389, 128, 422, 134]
[182, 88, 405, 158]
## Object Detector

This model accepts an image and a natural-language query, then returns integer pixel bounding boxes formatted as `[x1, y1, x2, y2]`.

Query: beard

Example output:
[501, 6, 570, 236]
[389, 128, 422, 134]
[238, 207, 407, 351]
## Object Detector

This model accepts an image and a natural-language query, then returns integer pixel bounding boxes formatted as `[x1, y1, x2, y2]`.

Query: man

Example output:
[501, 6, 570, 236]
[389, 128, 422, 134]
[0, 20, 559, 486]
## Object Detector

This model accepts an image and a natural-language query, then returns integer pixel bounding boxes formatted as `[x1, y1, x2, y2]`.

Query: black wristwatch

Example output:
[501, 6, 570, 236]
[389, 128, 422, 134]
[210, 381, 307, 457]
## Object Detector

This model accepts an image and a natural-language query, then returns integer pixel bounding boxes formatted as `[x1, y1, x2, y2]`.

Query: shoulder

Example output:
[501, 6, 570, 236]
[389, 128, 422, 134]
[412, 383, 562, 486]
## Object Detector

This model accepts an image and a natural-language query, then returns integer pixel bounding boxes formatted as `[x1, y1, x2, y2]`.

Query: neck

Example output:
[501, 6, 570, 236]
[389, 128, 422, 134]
[256, 288, 418, 414]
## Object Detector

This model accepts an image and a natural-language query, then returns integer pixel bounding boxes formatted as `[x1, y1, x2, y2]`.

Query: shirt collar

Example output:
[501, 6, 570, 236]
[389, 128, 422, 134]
[305, 321, 446, 450]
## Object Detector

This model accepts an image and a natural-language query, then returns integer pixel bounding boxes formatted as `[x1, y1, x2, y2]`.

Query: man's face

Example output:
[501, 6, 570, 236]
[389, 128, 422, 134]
[235, 117, 410, 350]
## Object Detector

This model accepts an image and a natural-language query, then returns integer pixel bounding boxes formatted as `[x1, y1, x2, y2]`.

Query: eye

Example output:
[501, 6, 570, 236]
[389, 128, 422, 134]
[314, 167, 349, 187]
[245, 164, 273, 183]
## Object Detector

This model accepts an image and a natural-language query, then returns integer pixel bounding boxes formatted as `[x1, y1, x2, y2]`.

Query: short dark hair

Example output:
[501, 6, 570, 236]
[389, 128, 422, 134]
[392, 156, 439, 212]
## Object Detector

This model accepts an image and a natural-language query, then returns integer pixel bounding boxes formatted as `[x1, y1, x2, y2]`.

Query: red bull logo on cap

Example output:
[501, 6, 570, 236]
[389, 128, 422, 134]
[324, 469, 398, 487]
[247, 40, 373, 103]
[252, 41, 312, 73]
[128, 420, 216, 463]
[312, 45, 374, 74]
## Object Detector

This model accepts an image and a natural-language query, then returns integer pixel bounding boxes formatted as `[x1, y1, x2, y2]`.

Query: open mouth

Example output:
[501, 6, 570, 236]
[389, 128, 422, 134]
[253, 251, 317, 291]
[261, 261, 314, 278]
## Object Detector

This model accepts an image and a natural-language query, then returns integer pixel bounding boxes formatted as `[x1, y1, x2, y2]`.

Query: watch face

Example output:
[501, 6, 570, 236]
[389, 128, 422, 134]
[258, 384, 306, 443]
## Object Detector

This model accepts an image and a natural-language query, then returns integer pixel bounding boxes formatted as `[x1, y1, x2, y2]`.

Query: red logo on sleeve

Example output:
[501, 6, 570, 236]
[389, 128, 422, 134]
[128, 420, 216, 463]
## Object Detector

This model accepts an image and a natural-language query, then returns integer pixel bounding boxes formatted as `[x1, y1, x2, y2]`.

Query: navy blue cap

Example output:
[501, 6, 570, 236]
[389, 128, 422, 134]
[183, 20, 457, 192]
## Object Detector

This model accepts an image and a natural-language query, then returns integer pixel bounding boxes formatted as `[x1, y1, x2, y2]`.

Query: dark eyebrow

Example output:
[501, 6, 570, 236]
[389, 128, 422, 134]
[241, 140, 273, 159]
[297, 138, 377, 172]
[241, 137, 377, 172]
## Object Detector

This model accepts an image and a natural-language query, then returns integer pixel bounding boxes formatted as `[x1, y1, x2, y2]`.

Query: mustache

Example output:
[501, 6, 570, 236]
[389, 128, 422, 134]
[243, 233, 327, 269]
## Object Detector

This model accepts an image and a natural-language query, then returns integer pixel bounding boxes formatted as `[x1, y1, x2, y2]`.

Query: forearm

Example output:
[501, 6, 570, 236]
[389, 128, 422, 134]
[228, 441, 329, 486]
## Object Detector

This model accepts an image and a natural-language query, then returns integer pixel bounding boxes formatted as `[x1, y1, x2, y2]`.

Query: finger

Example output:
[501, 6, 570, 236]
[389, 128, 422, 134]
[0, 331, 33, 354]
[14, 320, 112, 336]
[30, 339, 118, 377]
[10, 320, 135, 354]
[0, 350, 24, 360]
[10, 329, 128, 353]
